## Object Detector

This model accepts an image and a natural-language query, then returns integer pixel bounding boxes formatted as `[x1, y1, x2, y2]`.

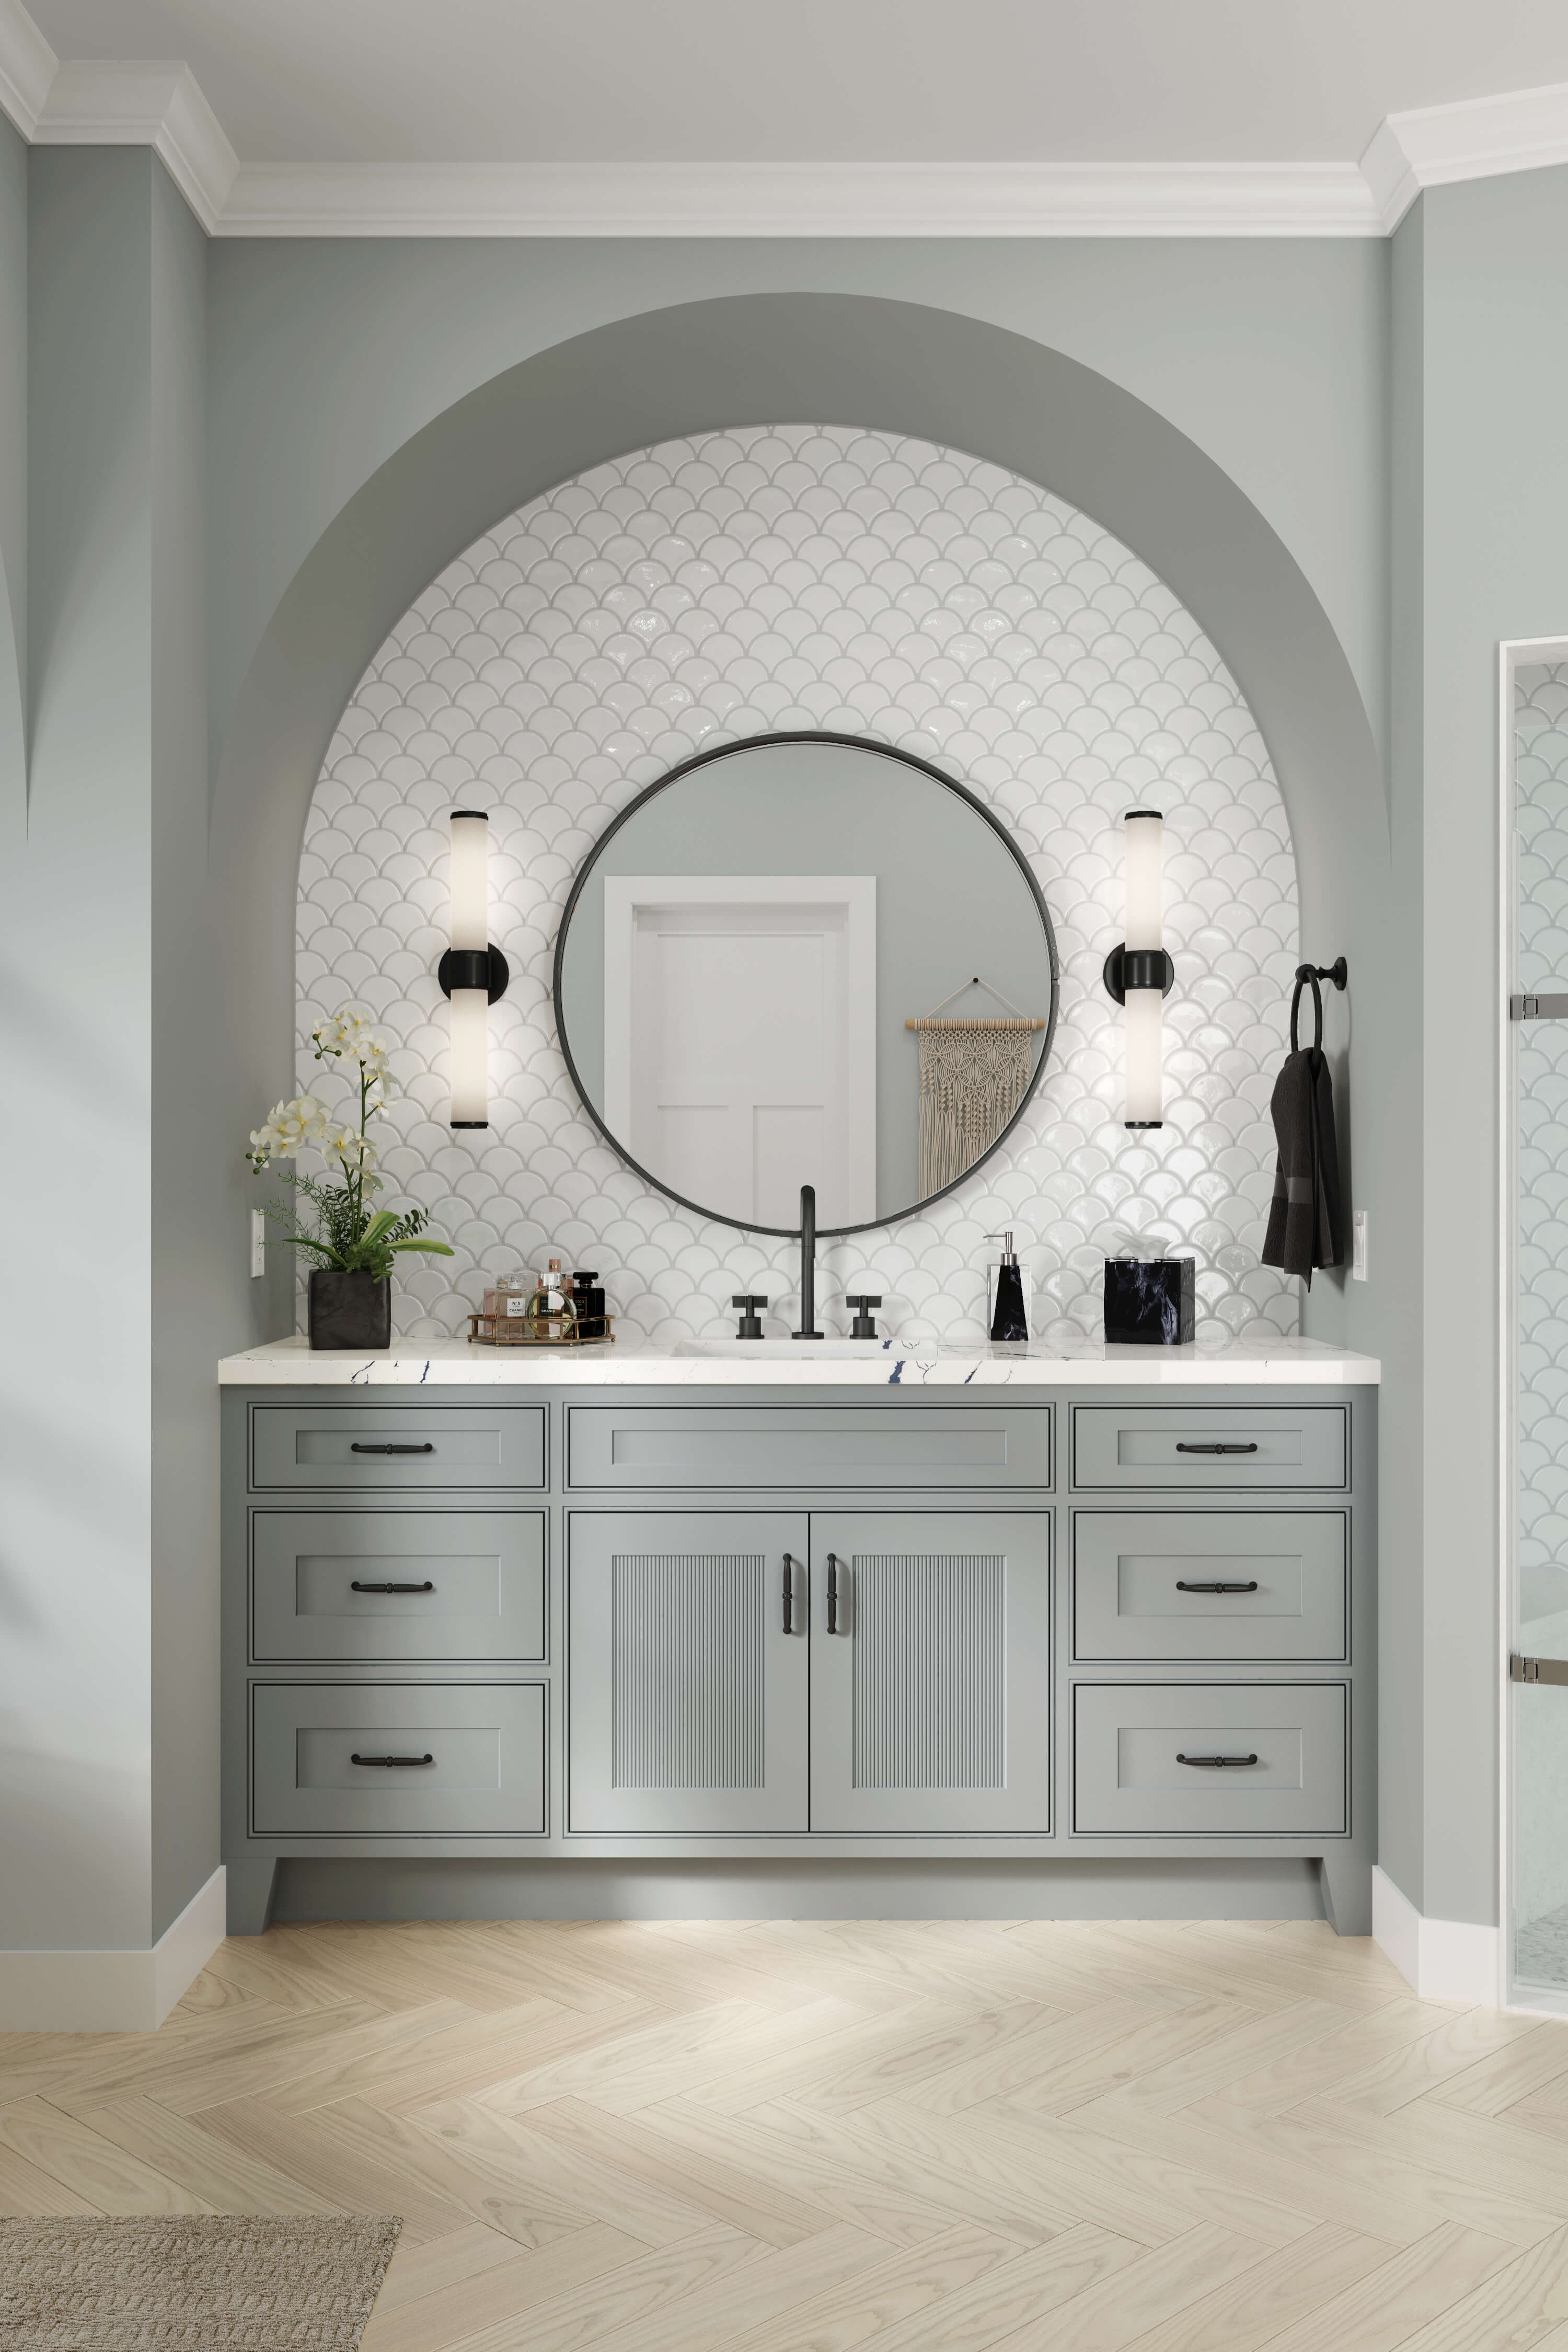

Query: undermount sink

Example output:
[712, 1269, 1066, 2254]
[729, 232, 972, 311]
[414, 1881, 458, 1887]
[673, 1336, 900, 1358]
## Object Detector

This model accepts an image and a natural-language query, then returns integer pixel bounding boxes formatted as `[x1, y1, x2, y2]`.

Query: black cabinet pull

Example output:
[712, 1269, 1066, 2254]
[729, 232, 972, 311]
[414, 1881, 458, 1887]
[350, 1442, 435, 1455]
[350, 1752, 434, 1767]
[782, 1554, 797, 1634]
[1176, 1752, 1260, 1768]
[1175, 1579, 1260, 1595]
[827, 1552, 848, 1635]
[1175, 1442, 1259, 1455]
[350, 1580, 435, 1594]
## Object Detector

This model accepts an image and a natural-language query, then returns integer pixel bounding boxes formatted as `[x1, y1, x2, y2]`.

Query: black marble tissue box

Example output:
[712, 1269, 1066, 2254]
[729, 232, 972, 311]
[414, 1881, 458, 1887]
[1104, 1256, 1195, 1345]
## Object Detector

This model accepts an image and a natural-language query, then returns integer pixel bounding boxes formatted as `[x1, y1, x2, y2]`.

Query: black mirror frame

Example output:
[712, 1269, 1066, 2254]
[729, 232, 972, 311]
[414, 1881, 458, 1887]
[551, 729, 1062, 1239]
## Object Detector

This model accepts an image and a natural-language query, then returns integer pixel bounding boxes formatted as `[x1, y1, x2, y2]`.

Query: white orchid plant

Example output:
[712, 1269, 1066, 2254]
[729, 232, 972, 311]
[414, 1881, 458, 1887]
[248, 1010, 454, 1283]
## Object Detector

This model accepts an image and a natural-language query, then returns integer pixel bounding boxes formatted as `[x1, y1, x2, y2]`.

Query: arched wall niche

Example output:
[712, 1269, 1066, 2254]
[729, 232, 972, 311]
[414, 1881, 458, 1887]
[209, 291, 1390, 1344]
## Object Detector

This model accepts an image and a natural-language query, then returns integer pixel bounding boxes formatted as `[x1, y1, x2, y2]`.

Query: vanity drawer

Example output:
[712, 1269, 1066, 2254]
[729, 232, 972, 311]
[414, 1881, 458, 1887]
[1072, 1406, 1346, 1490]
[567, 1405, 1052, 1491]
[250, 1511, 546, 1663]
[250, 1682, 547, 1837]
[1071, 1512, 1346, 1662]
[1072, 1682, 1347, 1836]
[250, 1406, 545, 1492]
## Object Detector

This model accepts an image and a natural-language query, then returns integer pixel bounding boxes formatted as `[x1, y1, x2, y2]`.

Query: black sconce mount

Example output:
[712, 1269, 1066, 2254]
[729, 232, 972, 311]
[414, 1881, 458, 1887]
[438, 946, 510, 1003]
[1102, 945, 1175, 1003]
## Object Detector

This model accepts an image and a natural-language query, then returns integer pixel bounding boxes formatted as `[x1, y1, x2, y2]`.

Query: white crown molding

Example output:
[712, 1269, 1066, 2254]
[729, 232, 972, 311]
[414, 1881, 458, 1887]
[1363, 78, 1568, 232]
[0, 0, 55, 139]
[218, 157, 1383, 238]
[4, 0, 1568, 240]
[34, 61, 238, 231]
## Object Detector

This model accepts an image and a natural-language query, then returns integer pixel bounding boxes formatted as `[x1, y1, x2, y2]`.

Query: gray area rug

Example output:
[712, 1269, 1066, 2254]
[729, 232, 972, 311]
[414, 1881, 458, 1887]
[0, 2216, 401, 2350]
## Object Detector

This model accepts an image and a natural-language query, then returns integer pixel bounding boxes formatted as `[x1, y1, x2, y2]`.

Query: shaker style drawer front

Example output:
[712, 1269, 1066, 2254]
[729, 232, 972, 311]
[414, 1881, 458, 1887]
[1072, 1407, 1346, 1491]
[1072, 1512, 1347, 1662]
[567, 1406, 1052, 1491]
[250, 1511, 546, 1663]
[250, 1682, 547, 1836]
[251, 1406, 545, 1492]
[1072, 1682, 1347, 1836]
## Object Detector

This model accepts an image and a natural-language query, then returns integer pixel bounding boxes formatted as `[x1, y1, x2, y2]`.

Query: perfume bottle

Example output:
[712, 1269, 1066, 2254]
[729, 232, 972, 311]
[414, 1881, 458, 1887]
[570, 1269, 607, 1339]
[483, 1270, 532, 1331]
[525, 1259, 578, 1342]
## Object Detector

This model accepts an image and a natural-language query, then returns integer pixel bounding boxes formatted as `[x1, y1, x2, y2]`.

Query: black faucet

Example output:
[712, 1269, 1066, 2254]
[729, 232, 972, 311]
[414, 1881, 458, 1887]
[792, 1183, 823, 1339]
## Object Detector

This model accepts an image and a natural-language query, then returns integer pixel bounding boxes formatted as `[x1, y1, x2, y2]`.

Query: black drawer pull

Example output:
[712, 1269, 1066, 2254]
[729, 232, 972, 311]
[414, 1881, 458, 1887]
[350, 1442, 435, 1455]
[350, 1752, 434, 1768]
[1174, 1442, 1259, 1455]
[1175, 1579, 1260, 1595]
[350, 1580, 435, 1594]
[1176, 1751, 1260, 1768]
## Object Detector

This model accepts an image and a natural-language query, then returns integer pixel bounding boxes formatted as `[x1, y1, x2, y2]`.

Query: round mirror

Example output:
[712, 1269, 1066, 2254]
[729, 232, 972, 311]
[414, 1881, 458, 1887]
[554, 733, 1059, 1236]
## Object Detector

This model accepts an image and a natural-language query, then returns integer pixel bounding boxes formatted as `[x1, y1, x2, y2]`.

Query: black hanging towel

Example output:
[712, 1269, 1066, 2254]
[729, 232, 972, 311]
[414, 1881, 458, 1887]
[1261, 967, 1343, 1287]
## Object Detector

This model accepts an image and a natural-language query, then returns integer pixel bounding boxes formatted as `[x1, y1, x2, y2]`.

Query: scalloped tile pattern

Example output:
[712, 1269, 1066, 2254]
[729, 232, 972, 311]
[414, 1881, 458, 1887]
[1516, 662, 1568, 1617]
[297, 425, 1300, 1346]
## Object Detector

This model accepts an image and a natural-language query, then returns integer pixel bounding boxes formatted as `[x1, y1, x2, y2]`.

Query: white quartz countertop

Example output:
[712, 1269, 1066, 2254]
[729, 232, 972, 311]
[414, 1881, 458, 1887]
[218, 1334, 1380, 1387]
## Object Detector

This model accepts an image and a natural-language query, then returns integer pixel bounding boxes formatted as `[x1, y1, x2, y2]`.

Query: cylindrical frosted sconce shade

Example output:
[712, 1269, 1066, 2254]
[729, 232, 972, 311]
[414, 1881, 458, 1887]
[449, 988, 490, 1127]
[448, 810, 489, 954]
[447, 809, 493, 1129]
[1123, 809, 1163, 1129]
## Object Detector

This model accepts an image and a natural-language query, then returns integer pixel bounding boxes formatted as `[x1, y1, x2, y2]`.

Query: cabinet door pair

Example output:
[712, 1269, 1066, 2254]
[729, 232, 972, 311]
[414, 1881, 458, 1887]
[568, 1511, 1052, 1835]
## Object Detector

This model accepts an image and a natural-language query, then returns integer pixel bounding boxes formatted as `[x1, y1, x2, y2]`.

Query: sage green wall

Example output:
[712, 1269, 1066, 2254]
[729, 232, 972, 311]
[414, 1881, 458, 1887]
[148, 162, 214, 1943]
[0, 113, 23, 811]
[4, 147, 158, 1950]
[0, 146, 212, 1961]
[205, 241, 1388, 784]
[1393, 164, 1568, 1932]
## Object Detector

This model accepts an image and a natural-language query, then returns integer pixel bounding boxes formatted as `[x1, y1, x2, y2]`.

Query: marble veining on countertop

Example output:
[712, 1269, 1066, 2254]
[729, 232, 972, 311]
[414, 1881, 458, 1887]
[218, 1334, 1380, 1386]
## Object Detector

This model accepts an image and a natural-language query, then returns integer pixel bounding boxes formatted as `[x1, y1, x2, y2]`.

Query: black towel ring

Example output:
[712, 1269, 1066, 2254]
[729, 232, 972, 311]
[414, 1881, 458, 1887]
[1290, 957, 1348, 1057]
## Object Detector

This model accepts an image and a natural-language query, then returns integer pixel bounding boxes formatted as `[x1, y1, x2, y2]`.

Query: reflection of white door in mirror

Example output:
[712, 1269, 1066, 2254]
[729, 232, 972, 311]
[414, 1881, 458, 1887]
[604, 876, 876, 1230]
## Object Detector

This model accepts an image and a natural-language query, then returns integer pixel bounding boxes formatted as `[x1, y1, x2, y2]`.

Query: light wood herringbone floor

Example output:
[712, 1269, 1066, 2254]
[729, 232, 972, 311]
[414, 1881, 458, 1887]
[4, 1918, 1568, 2350]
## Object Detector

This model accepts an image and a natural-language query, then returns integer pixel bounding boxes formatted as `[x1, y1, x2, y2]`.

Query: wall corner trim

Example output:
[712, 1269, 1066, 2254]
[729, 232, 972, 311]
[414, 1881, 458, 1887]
[32, 60, 238, 232]
[1372, 1864, 1502, 2005]
[0, 1866, 227, 2033]
[0, 0, 54, 140]
[1366, 79, 1568, 232]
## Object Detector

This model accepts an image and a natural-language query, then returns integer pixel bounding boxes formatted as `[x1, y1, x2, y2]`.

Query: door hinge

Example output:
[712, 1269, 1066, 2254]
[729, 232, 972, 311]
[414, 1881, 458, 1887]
[1511, 993, 1568, 1020]
[1512, 1653, 1568, 1685]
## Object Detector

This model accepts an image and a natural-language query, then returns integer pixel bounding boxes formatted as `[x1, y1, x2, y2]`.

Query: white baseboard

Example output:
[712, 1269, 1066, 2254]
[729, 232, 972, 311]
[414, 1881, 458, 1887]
[1372, 1864, 1502, 2004]
[0, 1864, 227, 2032]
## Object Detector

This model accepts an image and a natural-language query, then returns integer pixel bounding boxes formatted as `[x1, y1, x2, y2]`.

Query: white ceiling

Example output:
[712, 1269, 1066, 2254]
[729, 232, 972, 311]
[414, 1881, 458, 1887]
[22, 0, 1568, 166]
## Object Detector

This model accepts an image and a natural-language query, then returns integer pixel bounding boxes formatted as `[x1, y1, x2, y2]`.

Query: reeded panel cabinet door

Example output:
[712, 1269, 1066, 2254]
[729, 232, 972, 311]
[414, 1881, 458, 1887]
[568, 1511, 810, 1833]
[810, 1512, 1053, 1833]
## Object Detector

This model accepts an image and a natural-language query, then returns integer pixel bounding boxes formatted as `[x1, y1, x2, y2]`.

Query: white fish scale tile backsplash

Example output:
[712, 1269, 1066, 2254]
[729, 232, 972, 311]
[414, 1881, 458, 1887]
[297, 425, 1300, 1346]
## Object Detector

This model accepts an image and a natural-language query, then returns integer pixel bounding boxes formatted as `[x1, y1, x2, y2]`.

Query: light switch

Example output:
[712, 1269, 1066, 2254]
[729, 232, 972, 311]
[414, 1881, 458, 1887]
[1352, 1209, 1367, 1281]
[250, 1208, 267, 1279]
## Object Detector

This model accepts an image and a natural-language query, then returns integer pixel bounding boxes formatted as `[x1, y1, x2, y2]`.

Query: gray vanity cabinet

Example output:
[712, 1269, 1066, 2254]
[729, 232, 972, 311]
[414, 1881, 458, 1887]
[222, 1376, 1376, 1939]
[567, 1509, 810, 1834]
[810, 1512, 1053, 1834]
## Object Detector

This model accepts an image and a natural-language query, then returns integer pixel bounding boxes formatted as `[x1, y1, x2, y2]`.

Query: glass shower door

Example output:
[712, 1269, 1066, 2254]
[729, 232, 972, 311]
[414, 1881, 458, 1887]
[1511, 654, 1568, 1997]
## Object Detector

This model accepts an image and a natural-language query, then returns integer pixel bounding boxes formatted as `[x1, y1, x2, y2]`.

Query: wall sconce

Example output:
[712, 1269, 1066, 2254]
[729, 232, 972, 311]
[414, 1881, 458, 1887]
[1102, 808, 1173, 1129]
[438, 809, 509, 1129]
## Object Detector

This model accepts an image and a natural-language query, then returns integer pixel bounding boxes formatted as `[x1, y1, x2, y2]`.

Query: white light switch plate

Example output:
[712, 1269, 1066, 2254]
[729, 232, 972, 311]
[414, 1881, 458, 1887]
[250, 1208, 267, 1279]
[1352, 1209, 1367, 1281]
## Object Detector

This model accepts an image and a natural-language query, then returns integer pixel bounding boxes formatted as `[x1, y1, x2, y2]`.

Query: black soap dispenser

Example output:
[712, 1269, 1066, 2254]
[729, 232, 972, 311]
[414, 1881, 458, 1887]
[986, 1231, 1029, 1344]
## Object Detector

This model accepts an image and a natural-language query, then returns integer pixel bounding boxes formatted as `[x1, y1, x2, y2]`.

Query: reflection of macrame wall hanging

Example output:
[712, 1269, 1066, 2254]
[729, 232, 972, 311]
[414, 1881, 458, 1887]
[906, 979, 1045, 1196]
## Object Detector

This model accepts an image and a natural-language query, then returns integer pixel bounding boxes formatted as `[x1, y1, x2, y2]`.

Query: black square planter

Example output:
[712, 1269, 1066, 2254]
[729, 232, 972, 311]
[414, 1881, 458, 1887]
[307, 1269, 391, 1351]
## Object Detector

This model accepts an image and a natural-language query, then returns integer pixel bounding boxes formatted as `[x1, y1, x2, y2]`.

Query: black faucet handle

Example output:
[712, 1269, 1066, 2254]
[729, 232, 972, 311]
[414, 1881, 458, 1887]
[845, 1293, 883, 1340]
[731, 1294, 768, 1339]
